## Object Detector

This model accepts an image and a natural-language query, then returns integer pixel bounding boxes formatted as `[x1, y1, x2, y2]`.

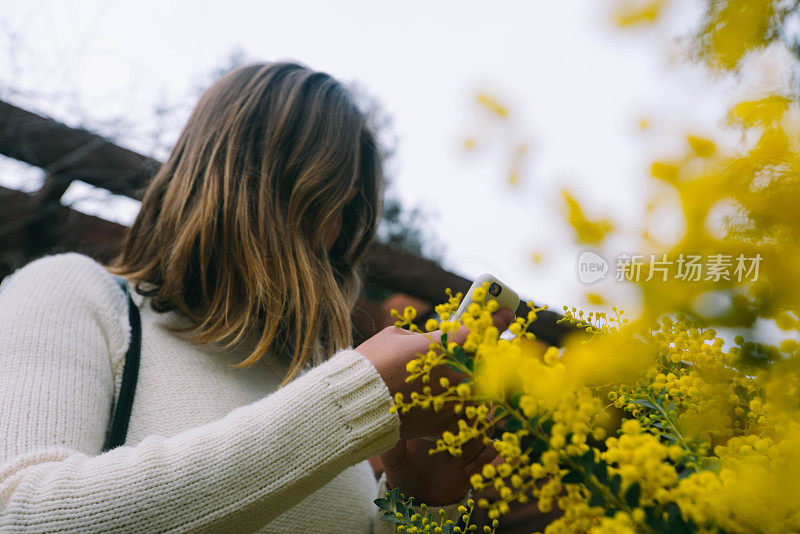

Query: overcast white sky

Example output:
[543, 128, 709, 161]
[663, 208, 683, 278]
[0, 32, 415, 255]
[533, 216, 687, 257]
[1, 0, 762, 314]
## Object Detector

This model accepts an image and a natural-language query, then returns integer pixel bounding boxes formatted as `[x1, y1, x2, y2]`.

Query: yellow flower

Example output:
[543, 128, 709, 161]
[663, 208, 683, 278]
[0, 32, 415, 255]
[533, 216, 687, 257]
[472, 286, 487, 303]
[687, 134, 716, 158]
[621, 419, 641, 435]
[561, 189, 615, 246]
[611, 0, 667, 27]
[476, 92, 509, 118]
[586, 292, 605, 305]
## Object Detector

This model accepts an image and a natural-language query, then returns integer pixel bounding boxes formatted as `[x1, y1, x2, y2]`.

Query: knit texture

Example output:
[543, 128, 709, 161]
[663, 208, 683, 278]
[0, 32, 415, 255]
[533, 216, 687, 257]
[0, 253, 462, 533]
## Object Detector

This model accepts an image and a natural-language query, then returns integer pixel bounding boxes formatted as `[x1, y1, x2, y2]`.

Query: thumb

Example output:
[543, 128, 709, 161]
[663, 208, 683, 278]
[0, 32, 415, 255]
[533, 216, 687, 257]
[447, 325, 470, 345]
[432, 308, 517, 346]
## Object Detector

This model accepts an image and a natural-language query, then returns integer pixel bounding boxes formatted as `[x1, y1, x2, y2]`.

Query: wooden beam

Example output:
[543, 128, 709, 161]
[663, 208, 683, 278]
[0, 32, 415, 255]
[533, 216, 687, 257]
[0, 100, 580, 345]
[0, 186, 126, 277]
[0, 101, 158, 199]
[361, 242, 578, 345]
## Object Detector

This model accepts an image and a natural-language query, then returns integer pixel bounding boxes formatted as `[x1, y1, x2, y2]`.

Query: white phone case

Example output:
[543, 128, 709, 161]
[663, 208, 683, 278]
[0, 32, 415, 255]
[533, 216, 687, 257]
[453, 273, 520, 319]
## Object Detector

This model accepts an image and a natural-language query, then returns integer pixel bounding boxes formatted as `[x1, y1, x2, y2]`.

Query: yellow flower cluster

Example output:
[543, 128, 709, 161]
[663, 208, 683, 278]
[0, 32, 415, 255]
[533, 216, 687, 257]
[671, 423, 800, 531]
[612, 0, 792, 72]
[601, 420, 679, 505]
[376, 3, 800, 532]
[386, 262, 800, 531]
[388, 291, 800, 532]
[378, 491, 500, 534]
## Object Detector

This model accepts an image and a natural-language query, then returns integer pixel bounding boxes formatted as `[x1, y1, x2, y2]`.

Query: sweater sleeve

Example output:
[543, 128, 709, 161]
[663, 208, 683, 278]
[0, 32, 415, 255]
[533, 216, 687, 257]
[0, 253, 400, 533]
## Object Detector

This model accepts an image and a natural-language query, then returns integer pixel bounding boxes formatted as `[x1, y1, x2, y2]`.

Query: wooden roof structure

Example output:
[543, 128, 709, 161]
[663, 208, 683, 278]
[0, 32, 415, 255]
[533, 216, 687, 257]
[0, 100, 577, 345]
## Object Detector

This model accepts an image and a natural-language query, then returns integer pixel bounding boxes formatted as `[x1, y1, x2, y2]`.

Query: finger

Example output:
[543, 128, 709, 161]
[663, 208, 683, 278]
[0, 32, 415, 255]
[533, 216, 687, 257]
[492, 308, 516, 332]
[431, 411, 464, 436]
[448, 435, 488, 469]
[463, 445, 500, 475]
[422, 324, 469, 346]
[423, 365, 466, 398]
[448, 325, 470, 345]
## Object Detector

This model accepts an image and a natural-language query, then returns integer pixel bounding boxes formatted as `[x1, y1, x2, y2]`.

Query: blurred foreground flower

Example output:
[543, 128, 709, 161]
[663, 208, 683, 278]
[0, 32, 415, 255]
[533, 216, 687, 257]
[375, 2, 800, 531]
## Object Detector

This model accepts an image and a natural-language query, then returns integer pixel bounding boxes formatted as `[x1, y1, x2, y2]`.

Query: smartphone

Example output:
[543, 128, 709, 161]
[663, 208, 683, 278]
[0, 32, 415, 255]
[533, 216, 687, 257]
[453, 273, 520, 319]
[417, 274, 520, 443]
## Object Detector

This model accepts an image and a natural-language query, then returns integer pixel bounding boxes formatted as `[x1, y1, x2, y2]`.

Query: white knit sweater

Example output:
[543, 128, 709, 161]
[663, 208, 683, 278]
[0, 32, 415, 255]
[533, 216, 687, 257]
[0, 253, 463, 533]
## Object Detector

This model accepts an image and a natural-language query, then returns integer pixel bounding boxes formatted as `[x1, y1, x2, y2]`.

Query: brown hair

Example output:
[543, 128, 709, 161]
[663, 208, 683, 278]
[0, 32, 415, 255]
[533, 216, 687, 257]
[110, 61, 383, 384]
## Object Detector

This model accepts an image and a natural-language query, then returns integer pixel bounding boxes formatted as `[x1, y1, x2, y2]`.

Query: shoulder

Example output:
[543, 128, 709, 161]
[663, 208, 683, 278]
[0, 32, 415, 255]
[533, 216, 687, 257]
[0, 253, 129, 353]
[4, 251, 107, 278]
[2, 252, 120, 300]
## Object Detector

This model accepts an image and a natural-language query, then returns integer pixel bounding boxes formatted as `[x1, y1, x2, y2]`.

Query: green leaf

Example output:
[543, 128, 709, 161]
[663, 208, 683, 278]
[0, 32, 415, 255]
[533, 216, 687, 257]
[452, 346, 467, 364]
[378, 512, 400, 523]
[541, 419, 554, 435]
[594, 460, 609, 484]
[631, 398, 659, 411]
[665, 503, 695, 533]
[389, 487, 400, 508]
[374, 498, 391, 512]
[578, 450, 595, 470]
[643, 505, 661, 531]
[445, 362, 463, 373]
[529, 439, 548, 454]
[589, 491, 604, 507]
[504, 418, 523, 433]
[561, 470, 582, 484]
[733, 384, 748, 399]
[396, 501, 410, 522]
[509, 391, 524, 410]
[609, 474, 622, 494]
[625, 482, 641, 507]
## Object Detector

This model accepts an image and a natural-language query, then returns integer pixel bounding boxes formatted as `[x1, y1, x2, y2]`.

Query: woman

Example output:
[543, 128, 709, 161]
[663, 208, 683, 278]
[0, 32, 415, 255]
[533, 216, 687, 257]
[0, 62, 512, 533]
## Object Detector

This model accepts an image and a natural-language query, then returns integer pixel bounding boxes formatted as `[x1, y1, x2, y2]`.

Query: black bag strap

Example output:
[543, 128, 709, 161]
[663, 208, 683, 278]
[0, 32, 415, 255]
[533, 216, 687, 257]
[102, 276, 142, 452]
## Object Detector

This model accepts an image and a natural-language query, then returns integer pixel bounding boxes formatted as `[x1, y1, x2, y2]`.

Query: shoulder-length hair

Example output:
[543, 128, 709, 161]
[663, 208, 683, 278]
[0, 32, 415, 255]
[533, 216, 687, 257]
[110, 61, 383, 384]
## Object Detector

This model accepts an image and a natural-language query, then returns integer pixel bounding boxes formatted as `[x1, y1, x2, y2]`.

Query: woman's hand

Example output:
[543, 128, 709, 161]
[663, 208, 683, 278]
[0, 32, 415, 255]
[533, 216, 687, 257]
[358, 309, 514, 506]
[355, 309, 515, 441]
[379, 436, 497, 506]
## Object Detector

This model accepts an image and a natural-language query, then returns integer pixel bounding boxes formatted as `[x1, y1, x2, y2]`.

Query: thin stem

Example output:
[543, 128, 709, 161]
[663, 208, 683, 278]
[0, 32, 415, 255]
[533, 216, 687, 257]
[642, 394, 701, 469]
